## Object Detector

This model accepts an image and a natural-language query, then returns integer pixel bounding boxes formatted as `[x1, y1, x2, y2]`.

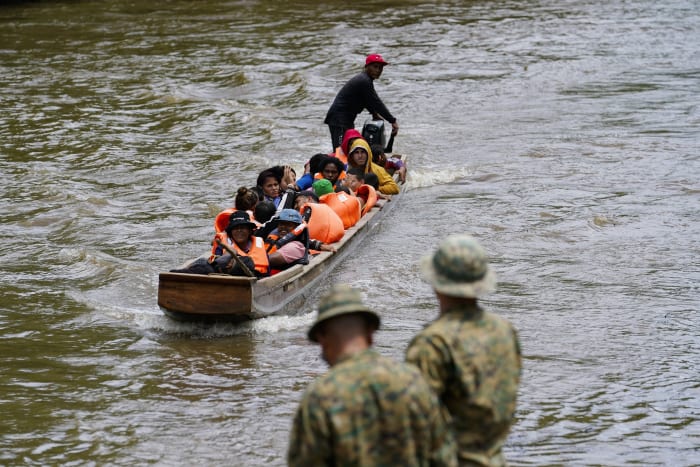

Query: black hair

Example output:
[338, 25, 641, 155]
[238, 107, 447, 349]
[318, 156, 345, 175]
[254, 200, 277, 224]
[234, 186, 259, 211]
[308, 153, 328, 174]
[256, 169, 280, 188]
[297, 190, 319, 202]
[364, 172, 379, 190]
[347, 167, 365, 180]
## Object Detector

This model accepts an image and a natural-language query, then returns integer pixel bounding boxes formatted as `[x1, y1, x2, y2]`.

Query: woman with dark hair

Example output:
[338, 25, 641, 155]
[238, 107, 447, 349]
[212, 186, 260, 236]
[266, 165, 298, 191]
[315, 156, 347, 190]
[256, 169, 283, 208]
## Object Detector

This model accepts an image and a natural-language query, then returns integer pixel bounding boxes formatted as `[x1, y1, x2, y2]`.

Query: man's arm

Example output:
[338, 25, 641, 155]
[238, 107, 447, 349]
[406, 334, 451, 398]
[288, 391, 332, 466]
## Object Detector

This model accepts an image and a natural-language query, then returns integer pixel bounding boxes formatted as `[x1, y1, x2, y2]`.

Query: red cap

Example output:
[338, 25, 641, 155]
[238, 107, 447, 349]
[365, 53, 389, 66]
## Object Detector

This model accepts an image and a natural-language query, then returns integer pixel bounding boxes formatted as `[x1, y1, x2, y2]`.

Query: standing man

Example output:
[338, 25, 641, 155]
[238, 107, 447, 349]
[324, 53, 399, 151]
[288, 284, 457, 467]
[406, 235, 522, 467]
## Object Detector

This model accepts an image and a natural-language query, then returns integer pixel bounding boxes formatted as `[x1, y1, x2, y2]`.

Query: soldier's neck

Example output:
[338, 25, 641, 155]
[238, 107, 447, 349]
[437, 294, 480, 315]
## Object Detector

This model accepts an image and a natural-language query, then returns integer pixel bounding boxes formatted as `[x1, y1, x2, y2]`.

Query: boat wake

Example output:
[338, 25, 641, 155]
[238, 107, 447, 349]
[403, 165, 475, 189]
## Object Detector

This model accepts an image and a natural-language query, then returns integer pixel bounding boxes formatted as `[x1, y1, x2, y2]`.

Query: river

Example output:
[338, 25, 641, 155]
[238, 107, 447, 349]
[1, 0, 698, 465]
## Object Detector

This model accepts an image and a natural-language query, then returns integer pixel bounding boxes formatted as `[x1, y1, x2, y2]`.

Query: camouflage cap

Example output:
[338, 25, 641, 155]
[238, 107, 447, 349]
[308, 284, 380, 342]
[420, 234, 496, 298]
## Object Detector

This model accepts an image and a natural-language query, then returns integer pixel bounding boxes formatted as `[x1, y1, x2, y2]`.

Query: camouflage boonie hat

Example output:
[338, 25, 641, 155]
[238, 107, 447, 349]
[420, 234, 496, 298]
[308, 284, 380, 342]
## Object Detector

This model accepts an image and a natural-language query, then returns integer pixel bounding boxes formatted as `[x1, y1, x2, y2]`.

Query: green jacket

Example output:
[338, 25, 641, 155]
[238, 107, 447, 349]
[406, 306, 522, 467]
[288, 348, 457, 467]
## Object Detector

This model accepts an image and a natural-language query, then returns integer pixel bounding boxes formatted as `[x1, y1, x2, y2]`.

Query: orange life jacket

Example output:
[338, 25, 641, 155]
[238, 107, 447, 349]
[314, 171, 347, 188]
[214, 209, 257, 233]
[264, 222, 310, 274]
[355, 184, 378, 216]
[318, 191, 361, 229]
[209, 231, 228, 262]
[209, 234, 269, 277]
[299, 202, 344, 243]
[333, 146, 348, 166]
[231, 236, 270, 277]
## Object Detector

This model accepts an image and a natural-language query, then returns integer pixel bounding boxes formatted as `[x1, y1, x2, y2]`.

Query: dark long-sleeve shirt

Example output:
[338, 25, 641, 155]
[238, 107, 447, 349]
[324, 71, 396, 127]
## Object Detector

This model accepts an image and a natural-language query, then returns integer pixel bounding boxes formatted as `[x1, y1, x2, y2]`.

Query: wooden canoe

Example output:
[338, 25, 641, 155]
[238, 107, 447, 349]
[158, 195, 399, 322]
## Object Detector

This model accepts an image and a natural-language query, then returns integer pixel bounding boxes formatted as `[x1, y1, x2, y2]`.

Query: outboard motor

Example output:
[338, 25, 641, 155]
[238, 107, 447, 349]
[362, 119, 386, 151]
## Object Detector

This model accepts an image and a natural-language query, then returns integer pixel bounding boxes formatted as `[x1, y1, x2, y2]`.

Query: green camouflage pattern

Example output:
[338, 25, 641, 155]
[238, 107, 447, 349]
[405, 306, 521, 467]
[288, 349, 457, 467]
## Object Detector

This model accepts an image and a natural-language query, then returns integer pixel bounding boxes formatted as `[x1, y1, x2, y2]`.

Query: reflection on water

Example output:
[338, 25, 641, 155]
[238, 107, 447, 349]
[1, 0, 699, 465]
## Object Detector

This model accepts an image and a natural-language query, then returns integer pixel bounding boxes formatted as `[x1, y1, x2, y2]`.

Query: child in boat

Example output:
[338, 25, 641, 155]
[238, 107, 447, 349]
[254, 200, 276, 226]
[344, 167, 364, 194]
[344, 168, 379, 215]
[371, 143, 406, 184]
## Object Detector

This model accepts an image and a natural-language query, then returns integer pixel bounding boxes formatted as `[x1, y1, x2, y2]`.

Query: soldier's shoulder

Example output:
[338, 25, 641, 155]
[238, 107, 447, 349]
[483, 309, 518, 332]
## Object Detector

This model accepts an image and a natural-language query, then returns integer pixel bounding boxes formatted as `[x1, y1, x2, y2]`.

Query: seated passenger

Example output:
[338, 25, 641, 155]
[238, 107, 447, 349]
[314, 156, 347, 190]
[346, 139, 400, 195]
[344, 167, 364, 194]
[312, 179, 361, 229]
[255, 169, 283, 208]
[294, 190, 345, 244]
[334, 128, 364, 166]
[371, 143, 406, 184]
[174, 211, 263, 277]
[213, 186, 260, 235]
[266, 165, 299, 192]
[297, 153, 328, 191]
[254, 200, 277, 226]
[344, 168, 378, 215]
[265, 209, 309, 273]
[221, 211, 270, 277]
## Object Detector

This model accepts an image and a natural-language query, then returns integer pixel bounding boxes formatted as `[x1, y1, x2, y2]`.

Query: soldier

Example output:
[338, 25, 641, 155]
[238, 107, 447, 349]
[406, 235, 522, 467]
[288, 284, 457, 467]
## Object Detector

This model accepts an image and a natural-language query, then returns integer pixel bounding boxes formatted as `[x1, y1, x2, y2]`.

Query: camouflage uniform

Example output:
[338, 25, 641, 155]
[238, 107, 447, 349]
[288, 348, 457, 467]
[406, 305, 521, 467]
[407, 234, 522, 466]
